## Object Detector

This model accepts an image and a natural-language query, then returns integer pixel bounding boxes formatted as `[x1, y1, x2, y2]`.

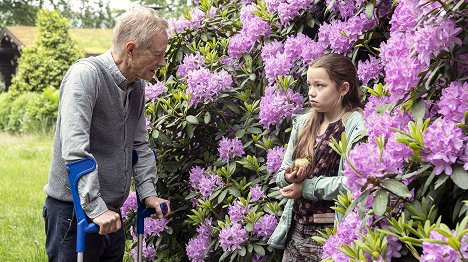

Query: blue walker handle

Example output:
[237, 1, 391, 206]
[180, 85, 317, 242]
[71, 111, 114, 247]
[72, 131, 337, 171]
[67, 149, 166, 253]
[133, 149, 168, 234]
[66, 158, 100, 253]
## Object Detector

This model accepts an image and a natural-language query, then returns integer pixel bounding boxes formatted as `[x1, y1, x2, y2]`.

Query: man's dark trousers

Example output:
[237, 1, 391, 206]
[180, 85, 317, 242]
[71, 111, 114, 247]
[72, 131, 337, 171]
[43, 196, 125, 262]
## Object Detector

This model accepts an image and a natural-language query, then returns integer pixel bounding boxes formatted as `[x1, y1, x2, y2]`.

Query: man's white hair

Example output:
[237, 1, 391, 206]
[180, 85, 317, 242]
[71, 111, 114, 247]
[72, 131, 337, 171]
[111, 7, 168, 55]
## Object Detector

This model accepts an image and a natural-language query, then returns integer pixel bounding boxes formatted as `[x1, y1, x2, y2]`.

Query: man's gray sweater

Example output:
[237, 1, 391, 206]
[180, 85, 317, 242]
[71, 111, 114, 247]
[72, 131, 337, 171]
[44, 51, 157, 219]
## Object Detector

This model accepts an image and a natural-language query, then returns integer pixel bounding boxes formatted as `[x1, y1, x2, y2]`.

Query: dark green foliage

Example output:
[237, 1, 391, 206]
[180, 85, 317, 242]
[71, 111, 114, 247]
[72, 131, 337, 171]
[9, 9, 82, 93]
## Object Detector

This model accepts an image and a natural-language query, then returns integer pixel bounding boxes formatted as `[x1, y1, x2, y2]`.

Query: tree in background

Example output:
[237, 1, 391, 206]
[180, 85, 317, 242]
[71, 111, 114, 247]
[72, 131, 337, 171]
[0, 0, 115, 28]
[0, 0, 42, 27]
[9, 9, 82, 93]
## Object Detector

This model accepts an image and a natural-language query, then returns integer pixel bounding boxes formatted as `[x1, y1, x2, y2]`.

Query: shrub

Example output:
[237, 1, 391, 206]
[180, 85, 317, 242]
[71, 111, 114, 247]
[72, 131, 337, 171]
[9, 9, 82, 93]
[120, 0, 467, 261]
[0, 92, 14, 130]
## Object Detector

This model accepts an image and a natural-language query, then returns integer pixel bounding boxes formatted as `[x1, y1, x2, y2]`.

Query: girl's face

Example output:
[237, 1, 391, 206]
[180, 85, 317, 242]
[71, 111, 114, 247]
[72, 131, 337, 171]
[306, 67, 347, 114]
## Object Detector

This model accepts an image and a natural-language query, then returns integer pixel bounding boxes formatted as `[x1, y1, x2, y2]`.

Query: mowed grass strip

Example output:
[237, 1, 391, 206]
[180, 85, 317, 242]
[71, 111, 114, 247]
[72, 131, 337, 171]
[0, 132, 53, 261]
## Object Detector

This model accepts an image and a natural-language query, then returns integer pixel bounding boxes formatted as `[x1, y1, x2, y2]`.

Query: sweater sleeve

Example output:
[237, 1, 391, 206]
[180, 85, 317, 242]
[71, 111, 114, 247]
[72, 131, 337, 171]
[132, 84, 158, 200]
[60, 62, 108, 219]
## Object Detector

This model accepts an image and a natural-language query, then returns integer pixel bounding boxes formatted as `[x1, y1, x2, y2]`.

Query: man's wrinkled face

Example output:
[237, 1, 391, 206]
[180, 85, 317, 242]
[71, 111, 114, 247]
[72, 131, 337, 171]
[129, 30, 168, 81]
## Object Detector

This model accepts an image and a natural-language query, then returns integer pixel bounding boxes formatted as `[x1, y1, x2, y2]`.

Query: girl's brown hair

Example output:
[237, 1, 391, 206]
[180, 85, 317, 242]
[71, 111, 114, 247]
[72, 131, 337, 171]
[292, 53, 363, 164]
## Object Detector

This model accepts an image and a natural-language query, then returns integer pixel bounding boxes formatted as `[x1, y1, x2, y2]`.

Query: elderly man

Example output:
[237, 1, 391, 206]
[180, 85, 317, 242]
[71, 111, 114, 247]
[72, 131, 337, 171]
[43, 7, 171, 261]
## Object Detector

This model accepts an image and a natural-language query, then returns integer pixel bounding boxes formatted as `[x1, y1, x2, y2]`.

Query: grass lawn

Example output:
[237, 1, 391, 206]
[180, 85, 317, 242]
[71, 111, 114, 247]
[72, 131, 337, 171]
[0, 132, 52, 261]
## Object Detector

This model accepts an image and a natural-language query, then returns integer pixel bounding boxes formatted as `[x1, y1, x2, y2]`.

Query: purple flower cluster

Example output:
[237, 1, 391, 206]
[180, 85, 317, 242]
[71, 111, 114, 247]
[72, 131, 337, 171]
[145, 81, 166, 101]
[363, 94, 393, 118]
[219, 223, 248, 251]
[227, 4, 270, 58]
[275, 0, 313, 25]
[266, 146, 286, 173]
[365, 111, 411, 141]
[129, 218, 168, 260]
[318, 13, 375, 54]
[344, 141, 406, 197]
[325, 0, 357, 19]
[253, 214, 278, 240]
[379, 32, 428, 100]
[322, 211, 366, 261]
[421, 119, 465, 175]
[186, 67, 233, 106]
[389, 0, 419, 33]
[218, 137, 245, 163]
[357, 56, 383, 85]
[168, 8, 206, 35]
[186, 219, 212, 262]
[249, 185, 265, 202]
[438, 81, 468, 124]
[228, 200, 249, 224]
[259, 85, 304, 129]
[178, 52, 205, 78]
[189, 166, 223, 199]
[414, 18, 462, 62]
[121, 191, 137, 220]
[420, 229, 468, 262]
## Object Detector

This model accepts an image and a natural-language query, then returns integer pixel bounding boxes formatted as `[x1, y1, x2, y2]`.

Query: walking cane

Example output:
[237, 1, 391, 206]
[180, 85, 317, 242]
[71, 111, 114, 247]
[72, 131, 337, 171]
[66, 150, 167, 262]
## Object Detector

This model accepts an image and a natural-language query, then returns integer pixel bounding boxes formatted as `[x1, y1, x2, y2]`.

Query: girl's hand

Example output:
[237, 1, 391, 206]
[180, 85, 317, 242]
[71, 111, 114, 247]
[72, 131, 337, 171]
[285, 166, 309, 183]
[280, 182, 304, 199]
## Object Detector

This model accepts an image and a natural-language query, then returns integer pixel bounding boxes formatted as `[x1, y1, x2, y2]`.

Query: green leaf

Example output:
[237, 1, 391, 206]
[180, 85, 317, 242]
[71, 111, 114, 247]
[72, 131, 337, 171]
[373, 189, 389, 216]
[186, 115, 199, 125]
[411, 99, 425, 121]
[381, 179, 411, 198]
[235, 129, 245, 138]
[204, 112, 211, 124]
[238, 246, 246, 256]
[253, 244, 265, 256]
[451, 166, 468, 189]
[365, 1, 375, 20]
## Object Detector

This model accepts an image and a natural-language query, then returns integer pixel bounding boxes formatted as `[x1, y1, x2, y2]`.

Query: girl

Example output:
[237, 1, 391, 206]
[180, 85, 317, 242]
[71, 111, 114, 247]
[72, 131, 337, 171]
[268, 53, 367, 261]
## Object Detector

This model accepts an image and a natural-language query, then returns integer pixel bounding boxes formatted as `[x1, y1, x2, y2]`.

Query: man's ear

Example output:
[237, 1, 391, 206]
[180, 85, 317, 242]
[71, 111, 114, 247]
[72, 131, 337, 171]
[341, 82, 350, 96]
[125, 41, 136, 56]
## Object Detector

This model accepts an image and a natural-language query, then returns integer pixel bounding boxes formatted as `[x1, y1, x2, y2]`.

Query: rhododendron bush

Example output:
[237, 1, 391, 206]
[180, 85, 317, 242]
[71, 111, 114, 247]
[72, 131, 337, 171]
[122, 0, 467, 261]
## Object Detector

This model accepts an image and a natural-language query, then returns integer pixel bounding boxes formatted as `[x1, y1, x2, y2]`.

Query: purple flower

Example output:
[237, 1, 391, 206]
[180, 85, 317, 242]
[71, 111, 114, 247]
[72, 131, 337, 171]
[130, 238, 155, 260]
[178, 52, 205, 78]
[460, 142, 468, 171]
[357, 56, 383, 85]
[228, 32, 257, 58]
[261, 40, 284, 62]
[145, 118, 151, 130]
[389, 0, 419, 34]
[121, 192, 137, 220]
[189, 166, 206, 189]
[249, 185, 265, 202]
[420, 230, 468, 261]
[259, 85, 304, 129]
[219, 223, 248, 251]
[277, 0, 313, 25]
[438, 81, 468, 124]
[143, 217, 169, 237]
[344, 141, 406, 197]
[325, 0, 356, 19]
[254, 214, 278, 240]
[186, 219, 213, 262]
[421, 119, 465, 175]
[198, 172, 223, 199]
[266, 146, 286, 173]
[365, 111, 411, 141]
[186, 67, 233, 106]
[218, 137, 245, 163]
[145, 81, 166, 101]
[228, 201, 249, 224]
[319, 14, 375, 54]
[263, 52, 294, 84]
[414, 18, 462, 62]
[380, 32, 428, 100]
[186, 236, 210, 262]
[322, 211, 367, 261]
[385, 236, 402, 261]
[363, 95, 393, 118]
